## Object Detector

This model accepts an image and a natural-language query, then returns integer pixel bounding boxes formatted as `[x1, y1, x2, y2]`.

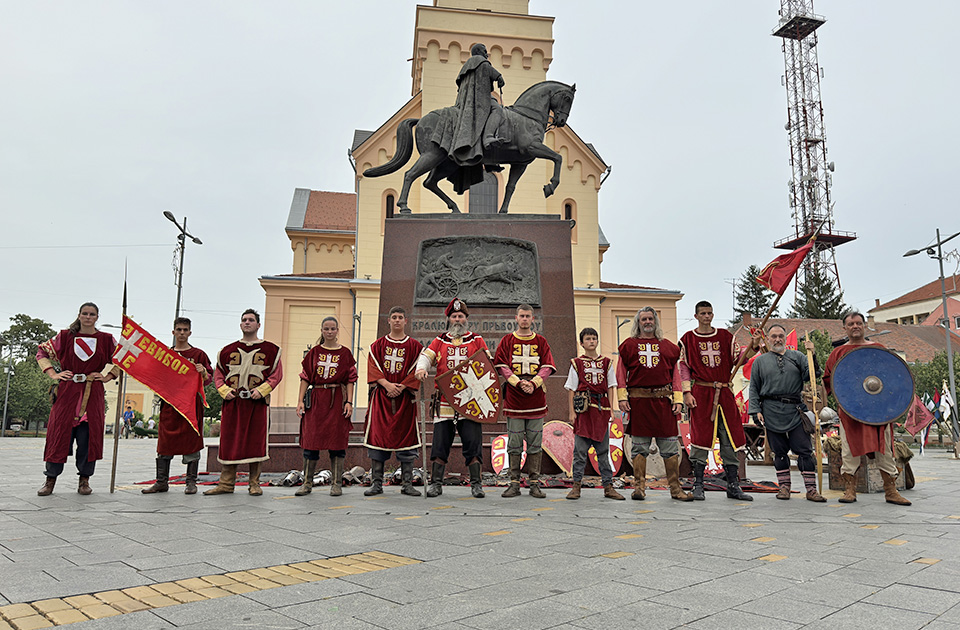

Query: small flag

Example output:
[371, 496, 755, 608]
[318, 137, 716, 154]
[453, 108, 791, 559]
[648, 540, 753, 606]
[756, 242, 814, 295]
[904, 395, 935, 436]
[940, 381, 955, 422]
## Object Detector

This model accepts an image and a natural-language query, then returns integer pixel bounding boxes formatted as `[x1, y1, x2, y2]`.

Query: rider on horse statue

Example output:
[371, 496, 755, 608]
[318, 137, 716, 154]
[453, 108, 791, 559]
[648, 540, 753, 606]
[451, 43, 507, 167]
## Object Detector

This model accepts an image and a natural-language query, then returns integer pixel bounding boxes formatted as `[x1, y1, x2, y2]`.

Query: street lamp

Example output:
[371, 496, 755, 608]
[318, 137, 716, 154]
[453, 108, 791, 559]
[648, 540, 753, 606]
[0, 336, 12, 437]
[905, 228, 960, 456]
[163, 211, 203, 321]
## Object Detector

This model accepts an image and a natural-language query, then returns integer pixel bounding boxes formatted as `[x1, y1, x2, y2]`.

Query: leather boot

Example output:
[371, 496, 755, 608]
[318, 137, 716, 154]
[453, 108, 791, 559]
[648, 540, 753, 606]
[248, 462, 263, 496]
[78, 476, 93, 495]
[469, 461, 486, 498]
[296, 457, 317, 496]
[364, 460, 384, 496]
[776, 484, 791, 500]
[631, 454, 647, 500]
[501, 453, 522, 498]
[692, 462, 706, 501]
[603, 484, 625, 500]
[426, 461, 445, 497]
[665, 455, 693, 502]
[330, 456, 344, 496]
[204, 464, 236, 495]
[37, 477, 56, 496]
[838, 472, 858, 503]
[724, 464, 753, 501]
[881, 470, 911, 506]
[527, 452, 545, 498]
[400, 461, 421, 496]
[566, 481, 581, 500]
[184, 460, 199, 495]
[142, 458, 170, 494]
[806, 488, 827, 503]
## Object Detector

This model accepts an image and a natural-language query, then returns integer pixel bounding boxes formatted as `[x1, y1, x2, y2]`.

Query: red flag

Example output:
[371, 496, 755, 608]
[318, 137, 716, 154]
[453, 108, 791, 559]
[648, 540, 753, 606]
[756, 242, 814, 295]
[904, 394, 935, 436]
[112, 316, 206, 435]
[735, 390, 749, 424]
[785, 329, 797, 351]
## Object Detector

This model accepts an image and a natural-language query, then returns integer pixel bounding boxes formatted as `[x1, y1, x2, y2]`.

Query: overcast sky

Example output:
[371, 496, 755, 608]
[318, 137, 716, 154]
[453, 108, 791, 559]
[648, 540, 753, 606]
[3, 1, 958, 352]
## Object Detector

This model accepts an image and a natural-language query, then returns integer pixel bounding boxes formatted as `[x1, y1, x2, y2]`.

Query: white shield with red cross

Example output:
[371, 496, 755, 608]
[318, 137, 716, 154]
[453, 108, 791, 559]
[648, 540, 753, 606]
[74, 337, 97, 362]
[589, 413, 624, 475]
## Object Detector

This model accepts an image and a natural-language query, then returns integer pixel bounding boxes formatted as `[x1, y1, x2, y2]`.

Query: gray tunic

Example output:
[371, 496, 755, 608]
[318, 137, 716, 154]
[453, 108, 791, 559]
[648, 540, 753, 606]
[747, 349, 811, 433]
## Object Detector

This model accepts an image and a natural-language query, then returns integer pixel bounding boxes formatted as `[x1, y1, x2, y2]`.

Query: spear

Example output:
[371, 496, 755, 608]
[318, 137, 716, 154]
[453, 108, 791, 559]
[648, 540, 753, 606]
[804, 331, 824, 493]
[109, 268, 128, 493]
[418, 384, 429, 500]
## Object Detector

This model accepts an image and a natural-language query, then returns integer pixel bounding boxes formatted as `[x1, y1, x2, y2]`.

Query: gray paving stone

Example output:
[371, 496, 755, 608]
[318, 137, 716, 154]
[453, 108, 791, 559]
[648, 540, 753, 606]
[684, 608, 802, 629]
[149, 592, 269, 626]
[802, 602, 936, 629]
[67, 610, 175, 629]
[176, 610, 308, 629]
[862, 583, 960, 614]
[733, 593, 838, 624]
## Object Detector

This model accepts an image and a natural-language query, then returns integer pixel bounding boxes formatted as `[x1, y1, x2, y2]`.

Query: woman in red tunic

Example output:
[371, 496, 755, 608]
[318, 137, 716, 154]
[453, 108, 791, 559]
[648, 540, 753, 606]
[295, 317, 357, 496]
[35, 302, 119, 496]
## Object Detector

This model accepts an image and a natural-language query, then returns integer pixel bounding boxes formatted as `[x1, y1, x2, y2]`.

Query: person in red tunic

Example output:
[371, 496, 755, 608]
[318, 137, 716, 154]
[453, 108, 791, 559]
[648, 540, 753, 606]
[205, 309, 282, 496]
[141, 317, 213, 495]
[678, 301, 759, 501]
[617, 307, 690, 502]
[294, 316, 357, 497]
[823, 311, 910, 506]
[494, 304, 555, 498]
[35, 302, 119, 496]
[564, 328, 624, 500]
[415, 298, 492, 498]
[363, 306, 423, 497]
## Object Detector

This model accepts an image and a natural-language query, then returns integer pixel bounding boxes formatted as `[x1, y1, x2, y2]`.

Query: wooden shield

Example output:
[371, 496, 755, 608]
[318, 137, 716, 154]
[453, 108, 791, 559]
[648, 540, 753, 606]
[833, 346, 914, 426]
[435, 349, 502, 423]
[542, 421, 575, 475]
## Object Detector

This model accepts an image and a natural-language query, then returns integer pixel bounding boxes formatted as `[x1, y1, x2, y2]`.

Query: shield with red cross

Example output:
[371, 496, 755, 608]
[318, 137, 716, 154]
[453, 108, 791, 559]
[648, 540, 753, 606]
[74, 336, 97, 362]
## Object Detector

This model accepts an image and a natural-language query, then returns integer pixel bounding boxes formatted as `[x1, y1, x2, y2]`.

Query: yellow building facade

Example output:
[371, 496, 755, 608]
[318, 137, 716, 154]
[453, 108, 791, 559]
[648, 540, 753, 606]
[260, 0, 682, 416]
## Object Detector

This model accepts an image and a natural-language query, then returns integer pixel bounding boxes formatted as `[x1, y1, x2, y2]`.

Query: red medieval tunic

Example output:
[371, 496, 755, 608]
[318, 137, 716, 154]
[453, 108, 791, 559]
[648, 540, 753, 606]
[214, 340, 282, 464]
[300, 345, 357, 451]
[364, 335, 423, 452]
[823, 342, 894, 458]
[679, 328, 746, 451]
[36, 330, 116, 463]
[617, 337, 682, 439]
[570, 356, 613, 442]
[157, 346, 213, 456]
[494, 332, 556, 419]
[422, 331, 490, 420]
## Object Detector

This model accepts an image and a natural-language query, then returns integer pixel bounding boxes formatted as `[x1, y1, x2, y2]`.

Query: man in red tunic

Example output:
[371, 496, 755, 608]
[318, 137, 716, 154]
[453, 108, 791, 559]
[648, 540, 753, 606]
[363, 306, 423, 497]
[679, 301, 759, 501]
[823, 311, 910, 505]
[416, 298, 492, 498]
[617, 307, 690, 502]
[494, 304, 555, 498]
[141, 317, 213, 495]
[205, 309, 282, 496]
[294, 316, 357, 497]
[36, 302, 119, 496]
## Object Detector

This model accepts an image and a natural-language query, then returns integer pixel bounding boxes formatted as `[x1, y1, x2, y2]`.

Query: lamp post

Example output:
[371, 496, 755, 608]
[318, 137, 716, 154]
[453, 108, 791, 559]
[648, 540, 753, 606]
[163, 211, 203, 321]
[905, 228, 960, 456]
[0, 336, 11, 437]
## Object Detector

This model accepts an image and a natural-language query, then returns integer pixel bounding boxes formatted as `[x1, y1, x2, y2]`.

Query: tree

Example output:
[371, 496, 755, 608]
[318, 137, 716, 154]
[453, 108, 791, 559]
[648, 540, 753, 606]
[730, 264, 778, 325]
[1, 314, 56, 362]
[789, 265, 847, 319]
[5, 360, 52, 429]
[911, 350, 960, 402]
[203, 383, 222, 420]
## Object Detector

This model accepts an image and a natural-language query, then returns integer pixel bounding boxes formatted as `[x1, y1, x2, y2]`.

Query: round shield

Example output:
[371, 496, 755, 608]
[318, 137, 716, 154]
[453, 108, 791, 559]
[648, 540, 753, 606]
[832, 346, 914, 425]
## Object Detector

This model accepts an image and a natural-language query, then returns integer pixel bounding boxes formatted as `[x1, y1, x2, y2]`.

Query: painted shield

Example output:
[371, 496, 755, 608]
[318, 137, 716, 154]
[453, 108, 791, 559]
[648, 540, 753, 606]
[435, 349, 502, 423]
[74, 336, 97, 361]
[490, 434, 526, 474]
[542, 421, 575, 475]
[832, 346, 914, 426]
[589, 413, 624, 475]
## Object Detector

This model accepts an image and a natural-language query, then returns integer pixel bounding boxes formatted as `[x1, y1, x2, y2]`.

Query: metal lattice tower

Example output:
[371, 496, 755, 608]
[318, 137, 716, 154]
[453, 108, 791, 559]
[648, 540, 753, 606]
[771, 0, 855, 290]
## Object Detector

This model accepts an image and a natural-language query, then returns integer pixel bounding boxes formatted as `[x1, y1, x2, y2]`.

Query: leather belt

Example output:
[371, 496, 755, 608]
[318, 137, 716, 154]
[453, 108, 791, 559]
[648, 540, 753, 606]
[694, 380, 732, 390]
[627, 385, 673, 399]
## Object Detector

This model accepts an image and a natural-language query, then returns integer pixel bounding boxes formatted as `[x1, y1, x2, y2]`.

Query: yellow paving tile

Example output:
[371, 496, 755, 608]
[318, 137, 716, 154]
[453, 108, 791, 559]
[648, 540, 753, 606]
[247, 568, 284, 580]
[358, 559, 403, 569]
[167, 591, 208, 604]
[43, 608, 89, 625]
[121, 585, 161, 601]
[272, 495, 297, 500]
[634, 510, 654, 514]
[266, 574, 306, 586]
[29, 600, 71, 615]
[842, 513, 861, 518]
[600, 552, 635, 559]
[62, 595, 99, 609]
[364, 496, 386, 500]
[306, 567, 348, 578]
[174, 578, 212, 591]
[912, 558, 941, 565]
[431, 505, 454, 510]
[511, 518, 534, 522]
[860, 525, 880, 530]
[138, 595, 179, 608]
[483, 530, 512, 536]
[246, 579, 283, 590]
[532, 507, 553, 512]
[947, 515, 960, 519]
[741, 523, 764, 528]
[884, 539, 908, 546]
[224, 571, 258, 583]
[458, 497, 477, 501]
[92, 591, 128, 604]
[735, 503, 752, 507]
[8, 615, 52, 629]
[195, 587, 232, 599]
[199, 575, 235, 587]
[549, 498, 566, 502]
[759, 554, 788, 562]
[0, 620, 11, 630]
[615, 534, 643, 539]
[0, 605, 35, 620]
[111, 598, 151, 614]
[395, 516, 421, 520]
[328, 505, 353, 509]
[221, 583, 259, 595]
[752, 537, 777, 543]
[628, 521, 649, 525]
[75, 604, 121, 620]
[268, 565, 302, 576]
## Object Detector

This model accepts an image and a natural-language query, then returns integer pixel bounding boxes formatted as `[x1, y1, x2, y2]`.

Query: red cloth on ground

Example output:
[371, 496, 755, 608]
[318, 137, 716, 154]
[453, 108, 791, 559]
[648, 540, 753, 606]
[494, 332, 555, 419]
[157, 346, 212, 456]
[364, 335, 423, 452]
[823, 341, 894, 458]
[617, 337, 681, 439]
[215, 339, 282, 464]
[679, 328, 746, 450]
[299, 345, 357, 451]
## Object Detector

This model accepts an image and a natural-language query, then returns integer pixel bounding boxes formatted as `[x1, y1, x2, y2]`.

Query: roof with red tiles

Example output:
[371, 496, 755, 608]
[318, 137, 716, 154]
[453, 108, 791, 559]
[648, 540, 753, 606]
[870, 274, 960, 312]
[599, 280, 680, 294]
[285, 188, 356, 233]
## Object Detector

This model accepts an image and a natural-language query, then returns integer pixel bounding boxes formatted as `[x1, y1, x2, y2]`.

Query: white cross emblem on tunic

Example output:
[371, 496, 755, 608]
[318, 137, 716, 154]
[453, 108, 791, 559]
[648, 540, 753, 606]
[453, 367, 498, 419]
[114, 331, 143, 364]
[317, 353, 339, 379]
[701, 342, 721, 368]
[584, 360, 604, 384]
[637, 342, 659, 368]
[446, 346, 468, 369]
[383, 347, 404, 374]
[513, 344, 540, 375]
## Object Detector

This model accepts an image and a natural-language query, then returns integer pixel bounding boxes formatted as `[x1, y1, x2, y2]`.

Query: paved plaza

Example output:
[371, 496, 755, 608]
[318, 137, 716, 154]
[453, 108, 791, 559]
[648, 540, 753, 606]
[1, 437, 959, 629]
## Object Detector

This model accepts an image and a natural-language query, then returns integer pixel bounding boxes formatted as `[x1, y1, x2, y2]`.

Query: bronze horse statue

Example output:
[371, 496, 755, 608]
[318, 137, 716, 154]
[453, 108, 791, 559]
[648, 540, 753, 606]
[363, 81, 576, 214]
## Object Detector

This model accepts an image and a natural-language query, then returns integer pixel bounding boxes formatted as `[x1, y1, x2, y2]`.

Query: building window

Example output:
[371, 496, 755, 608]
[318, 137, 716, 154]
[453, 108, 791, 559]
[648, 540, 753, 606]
[469, 171, 498, 214]
[955, 316, 960, 329]
[386, 194, 395, 219]
[565, 203, 573, 221]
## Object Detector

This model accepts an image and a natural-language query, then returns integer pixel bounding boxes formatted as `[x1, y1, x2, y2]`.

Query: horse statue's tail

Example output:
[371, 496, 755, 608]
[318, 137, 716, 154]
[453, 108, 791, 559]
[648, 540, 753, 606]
[362, 118, 419, 178]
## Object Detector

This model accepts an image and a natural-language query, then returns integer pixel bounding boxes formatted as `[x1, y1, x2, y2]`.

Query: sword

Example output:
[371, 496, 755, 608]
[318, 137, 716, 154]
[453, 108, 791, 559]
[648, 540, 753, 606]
[417, 384, 429, 500]
[805, 332, 824, 494]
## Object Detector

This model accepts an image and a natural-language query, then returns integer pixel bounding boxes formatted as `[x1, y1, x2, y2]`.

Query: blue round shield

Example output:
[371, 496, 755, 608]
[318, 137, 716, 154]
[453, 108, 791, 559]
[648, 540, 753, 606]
[832, 346, 914, 426]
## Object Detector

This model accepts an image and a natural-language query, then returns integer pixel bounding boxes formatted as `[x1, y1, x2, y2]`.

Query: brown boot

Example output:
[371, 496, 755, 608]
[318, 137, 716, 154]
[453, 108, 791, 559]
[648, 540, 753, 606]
[881, 471, 911, 506]
[631, 454, 646, 500]
[776, 485, 791, 500]
[330, 456, 344, 496]
[37, 477, 56, 496]
[204, 464, 237, 495]
[527, 452, 545, 498]
[566, 481, 581, 500]
[184, 460, 199, 495]
[806, 488, 827, 503]
[248, 462, 263, 496]
[296, 457, 317, 496]
[142, 458, 170, 494]
[664, 455, 693, 502]
[838, 472, 857, 503]
[501, 453, 521, 498]
[78, 476, 92, 495]
[603, 484, 625, 500]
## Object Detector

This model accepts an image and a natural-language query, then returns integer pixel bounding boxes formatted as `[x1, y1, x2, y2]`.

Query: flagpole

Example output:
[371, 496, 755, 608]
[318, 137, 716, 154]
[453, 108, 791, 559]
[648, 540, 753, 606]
[109, 269, 128, 494]
[804, 331, 824, 493]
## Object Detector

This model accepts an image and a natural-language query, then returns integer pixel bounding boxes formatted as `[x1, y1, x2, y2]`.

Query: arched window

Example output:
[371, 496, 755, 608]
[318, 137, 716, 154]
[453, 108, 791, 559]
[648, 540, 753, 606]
[386, 194, 395, 219]
[469, 171, 499, 214]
